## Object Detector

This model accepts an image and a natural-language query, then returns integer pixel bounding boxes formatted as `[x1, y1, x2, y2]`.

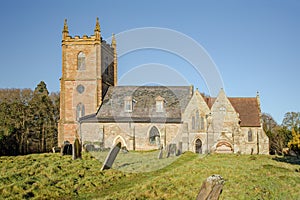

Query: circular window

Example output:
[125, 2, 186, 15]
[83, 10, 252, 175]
[76, 85, 85, 94]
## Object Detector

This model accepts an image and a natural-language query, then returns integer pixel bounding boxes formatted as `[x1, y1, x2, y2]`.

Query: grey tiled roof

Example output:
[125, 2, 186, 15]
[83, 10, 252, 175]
[94, 86, 193, 123]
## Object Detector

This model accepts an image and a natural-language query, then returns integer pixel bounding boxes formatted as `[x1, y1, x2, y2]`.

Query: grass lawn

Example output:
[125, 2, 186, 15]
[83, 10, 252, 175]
[0, 151, 300, 199]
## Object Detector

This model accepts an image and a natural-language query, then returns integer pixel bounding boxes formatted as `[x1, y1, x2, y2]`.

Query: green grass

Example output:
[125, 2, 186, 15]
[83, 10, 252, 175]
[0, 152, 299, 199]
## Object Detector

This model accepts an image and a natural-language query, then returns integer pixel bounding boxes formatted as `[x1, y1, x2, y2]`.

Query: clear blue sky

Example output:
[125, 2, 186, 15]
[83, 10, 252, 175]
[0, 0, 299, 124]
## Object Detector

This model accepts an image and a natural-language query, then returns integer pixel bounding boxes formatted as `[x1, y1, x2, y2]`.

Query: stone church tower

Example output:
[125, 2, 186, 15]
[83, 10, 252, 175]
[58, 18, 117, 145]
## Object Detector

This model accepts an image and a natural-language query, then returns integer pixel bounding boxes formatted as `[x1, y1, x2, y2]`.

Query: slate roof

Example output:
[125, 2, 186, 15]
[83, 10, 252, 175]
[228, 98, 261, 127]
[92, 86, 193, 123]
[204, 97, 261, 127]
[81, 86, 261, 127]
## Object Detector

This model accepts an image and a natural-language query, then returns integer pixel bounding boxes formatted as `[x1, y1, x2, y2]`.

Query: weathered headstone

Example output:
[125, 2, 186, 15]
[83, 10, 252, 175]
[61, 141, 72, 156]
[72, 138, 82, 160]
[101, 142, 122, 171]
[121, 146, 129, 154]
[52, 146, 61, 153]
[166, 143, 177, 158]
[84, 144, 95, 152]
[196, 175, 225, 200]
[158, 145, 163, 159]
[176, 142, 182, 156]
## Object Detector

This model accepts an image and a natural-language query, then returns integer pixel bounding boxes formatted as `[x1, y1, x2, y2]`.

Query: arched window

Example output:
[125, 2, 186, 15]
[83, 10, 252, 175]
[200, 117, 204, 130]
[248, 129, 253, 142]
[77, 52, 86, 70]
[195, 110, 199, 130]
[149, 126, 160, 145]
[76, 103, 85, 121]
[195, 139, 202, 154]
[192, 116, 195, 130]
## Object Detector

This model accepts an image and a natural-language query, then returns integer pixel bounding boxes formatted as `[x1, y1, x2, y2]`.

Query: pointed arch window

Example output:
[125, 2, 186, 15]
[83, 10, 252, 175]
[200, 117, 205, 130]
[192, 116, 195, 130]
[76, 103, 85, 121]
[77, 52, 86, 70]
[149, 126, 160, 145]
[195, 110, 200, 130]
[248, 129, 253, 142]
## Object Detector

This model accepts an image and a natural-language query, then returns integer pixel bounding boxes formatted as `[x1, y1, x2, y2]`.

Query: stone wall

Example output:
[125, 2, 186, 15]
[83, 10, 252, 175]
[81, 122, 182, 151]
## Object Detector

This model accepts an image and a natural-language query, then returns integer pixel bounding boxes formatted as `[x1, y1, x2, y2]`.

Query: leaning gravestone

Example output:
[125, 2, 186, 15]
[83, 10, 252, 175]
[61, 141, 72, 156]
[176, 142, 182, 156]
[166, 143, 177, 158]
[101, 142, 122, 171]
[196, 175, 225, 200]
[169, 143, 177, 156]
[72, 138, 82, 160]
[158, 145, 163, 159]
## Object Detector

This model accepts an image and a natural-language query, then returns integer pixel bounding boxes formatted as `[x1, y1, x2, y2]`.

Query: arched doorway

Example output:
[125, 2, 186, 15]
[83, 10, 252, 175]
[195, 138, 202, 154]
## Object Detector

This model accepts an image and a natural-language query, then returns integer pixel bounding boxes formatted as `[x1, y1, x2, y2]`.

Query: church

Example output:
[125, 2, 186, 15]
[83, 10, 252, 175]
[58, 19, 269, 154]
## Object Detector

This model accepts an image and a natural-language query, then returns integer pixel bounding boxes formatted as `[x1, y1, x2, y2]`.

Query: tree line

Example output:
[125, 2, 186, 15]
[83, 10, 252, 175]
[262, 112, 300, 155]
[0, 81, 59, 156]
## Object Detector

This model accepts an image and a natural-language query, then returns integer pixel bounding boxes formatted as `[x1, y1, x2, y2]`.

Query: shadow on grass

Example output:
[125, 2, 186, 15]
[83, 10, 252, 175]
[272, 156, 300, 165]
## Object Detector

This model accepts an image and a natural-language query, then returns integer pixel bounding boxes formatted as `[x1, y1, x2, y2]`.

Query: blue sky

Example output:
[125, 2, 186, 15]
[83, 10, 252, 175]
[0, 0, 299, 124]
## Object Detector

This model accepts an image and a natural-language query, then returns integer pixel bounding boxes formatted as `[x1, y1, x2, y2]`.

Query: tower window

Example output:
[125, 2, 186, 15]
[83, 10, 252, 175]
[78, 52, 86, 70]
[76, 103, 85, 121]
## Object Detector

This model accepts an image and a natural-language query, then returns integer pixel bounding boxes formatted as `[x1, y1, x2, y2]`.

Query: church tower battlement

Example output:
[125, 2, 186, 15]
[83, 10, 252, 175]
[58, 18, 117, 145]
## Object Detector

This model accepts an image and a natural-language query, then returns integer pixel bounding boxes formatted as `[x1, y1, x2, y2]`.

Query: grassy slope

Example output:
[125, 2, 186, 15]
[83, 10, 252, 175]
[0, 152, 299, 200]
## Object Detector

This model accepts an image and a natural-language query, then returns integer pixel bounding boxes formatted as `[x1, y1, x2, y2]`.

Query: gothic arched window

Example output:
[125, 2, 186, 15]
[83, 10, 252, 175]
[200, 116, 205, 130]
[149, 126, 160, 145]
[77, 52, 86, 70]
[248, 129, 253, 142]
[195, 110, 199, 130]
[76, 103, 85, 121]
[192, 116, 195, 130]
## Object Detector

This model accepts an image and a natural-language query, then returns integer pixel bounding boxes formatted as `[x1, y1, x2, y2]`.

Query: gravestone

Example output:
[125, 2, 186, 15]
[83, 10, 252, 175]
[121, 146, 129, 154]
[166, 143, 177, 158]
[176, 142, 182, 156]
[84, 144, 95, 152]
[101, 142, 122, 171]
[72, 138, 82, 160]
[61, 141, 72, 156]
[158, 145, 163, 159]
[196, 175, 225, 200]
[52, 146, 61, 153]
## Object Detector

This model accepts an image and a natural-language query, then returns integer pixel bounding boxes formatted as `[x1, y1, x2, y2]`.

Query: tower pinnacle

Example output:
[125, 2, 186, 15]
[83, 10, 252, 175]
[94, 17, 101, 40]
[62, 19, 69, 40]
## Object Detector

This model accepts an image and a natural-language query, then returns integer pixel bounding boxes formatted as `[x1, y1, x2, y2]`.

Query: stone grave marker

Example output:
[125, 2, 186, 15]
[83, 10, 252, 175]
[177, 142, 182, 156]
[61, 141, 72, 156]
[158, 145, 163, 159]
[101, 142, 121, 171]
[166, 143, 177, 158]
[196, 175, 224, 200]
[52, 146, 61, 153]
[72, 138, 82, 160]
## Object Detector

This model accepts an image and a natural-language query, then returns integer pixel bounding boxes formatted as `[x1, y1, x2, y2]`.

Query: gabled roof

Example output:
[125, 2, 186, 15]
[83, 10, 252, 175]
[204, 96, 261, 127]
[93, 86, 192, 123]
[228, 98, 261, 127]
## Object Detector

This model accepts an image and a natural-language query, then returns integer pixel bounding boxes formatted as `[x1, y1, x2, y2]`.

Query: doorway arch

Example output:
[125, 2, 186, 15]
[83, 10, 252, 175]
[195, 138, 202, 154]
